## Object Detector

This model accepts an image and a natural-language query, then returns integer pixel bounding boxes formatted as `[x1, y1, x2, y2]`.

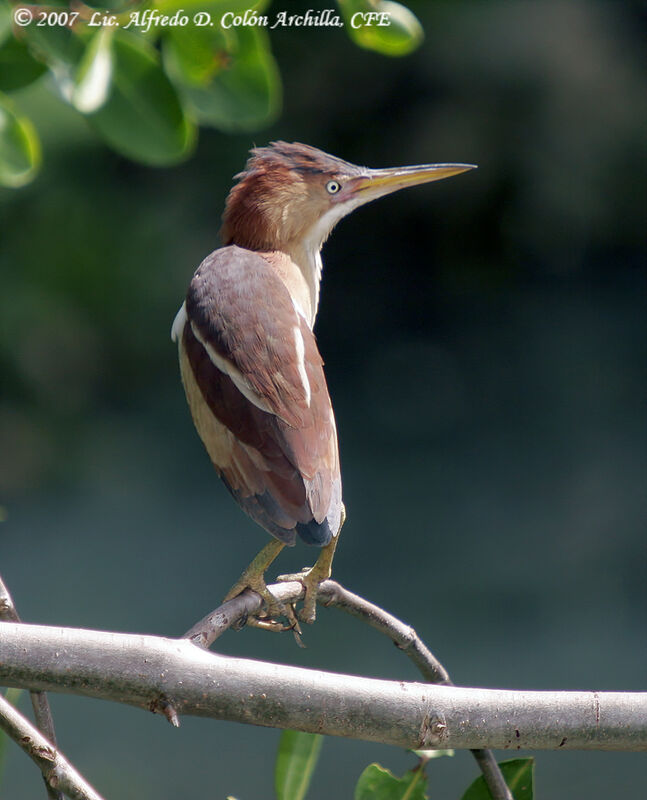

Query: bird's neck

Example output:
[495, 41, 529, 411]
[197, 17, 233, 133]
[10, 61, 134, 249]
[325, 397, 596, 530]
[259, 244, 322, 328]
[284, 206, 345, 326]
[286, 240, 323, 327]
[222, 203, 335, 328]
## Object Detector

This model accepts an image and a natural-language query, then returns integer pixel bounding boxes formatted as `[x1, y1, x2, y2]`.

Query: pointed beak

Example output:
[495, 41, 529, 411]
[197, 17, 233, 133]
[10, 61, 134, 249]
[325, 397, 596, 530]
[346, 162, 476, 205]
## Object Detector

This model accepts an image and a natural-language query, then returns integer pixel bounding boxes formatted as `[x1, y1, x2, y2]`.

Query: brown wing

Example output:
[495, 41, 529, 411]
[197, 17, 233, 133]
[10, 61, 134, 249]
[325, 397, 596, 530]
[177, 245, 342, 546]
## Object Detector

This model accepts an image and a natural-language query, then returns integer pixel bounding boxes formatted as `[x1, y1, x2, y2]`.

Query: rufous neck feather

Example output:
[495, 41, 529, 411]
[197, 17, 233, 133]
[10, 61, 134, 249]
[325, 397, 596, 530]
[221, 174, 337, 326]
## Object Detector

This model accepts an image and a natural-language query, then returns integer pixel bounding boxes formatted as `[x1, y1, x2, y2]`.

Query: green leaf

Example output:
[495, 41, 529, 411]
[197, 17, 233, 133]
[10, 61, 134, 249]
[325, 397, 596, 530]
[0, 91, 41, 186]
[461, 758, 534, 800]
[72, 27, 114, 113]
[163, 24, 232, 87]
[0, 0, 46, 90]
[0, 37, 48, 92]
[21, 23, 85, 101]
[164, 24, 280, 131]
[0, 0, 10, 43]
[21, 24, 83, 66]
[339, 0, 423, 57]
[274, 730, 323, 800]
[89, 31, 195, 165]
[354, 763, 428, 800]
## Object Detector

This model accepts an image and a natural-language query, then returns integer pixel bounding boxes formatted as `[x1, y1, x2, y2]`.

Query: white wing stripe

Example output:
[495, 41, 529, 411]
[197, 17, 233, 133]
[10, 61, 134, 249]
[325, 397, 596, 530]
[189, 321, 275, 415]
[171, 302, 187, 342]
[293, 325, 311, 407]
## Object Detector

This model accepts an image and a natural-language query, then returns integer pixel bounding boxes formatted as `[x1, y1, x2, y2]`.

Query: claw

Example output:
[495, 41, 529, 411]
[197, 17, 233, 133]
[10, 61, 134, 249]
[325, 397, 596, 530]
[224, 577, 291, 631]
[276, 534, 340, 624]
[244, 616, 292, 633]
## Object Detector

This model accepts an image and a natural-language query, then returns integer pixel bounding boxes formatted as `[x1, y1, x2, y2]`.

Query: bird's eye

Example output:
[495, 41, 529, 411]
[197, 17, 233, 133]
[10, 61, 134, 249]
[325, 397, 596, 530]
[326, 180, 341, 194]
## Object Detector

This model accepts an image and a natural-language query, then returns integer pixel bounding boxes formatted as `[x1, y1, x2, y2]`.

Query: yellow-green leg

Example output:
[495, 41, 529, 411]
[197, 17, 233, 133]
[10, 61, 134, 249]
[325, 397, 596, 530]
[223, 539, 291, 630]
[279, 505, 346, 624]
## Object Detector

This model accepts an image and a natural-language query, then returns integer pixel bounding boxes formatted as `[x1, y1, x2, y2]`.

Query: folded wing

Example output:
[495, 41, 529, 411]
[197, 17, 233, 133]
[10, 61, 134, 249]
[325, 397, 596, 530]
[175, 245, 342, 546]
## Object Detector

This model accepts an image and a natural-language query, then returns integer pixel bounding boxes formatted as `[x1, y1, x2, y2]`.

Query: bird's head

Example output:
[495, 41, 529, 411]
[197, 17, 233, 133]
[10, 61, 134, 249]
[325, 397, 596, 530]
[221, 141, 476, 253]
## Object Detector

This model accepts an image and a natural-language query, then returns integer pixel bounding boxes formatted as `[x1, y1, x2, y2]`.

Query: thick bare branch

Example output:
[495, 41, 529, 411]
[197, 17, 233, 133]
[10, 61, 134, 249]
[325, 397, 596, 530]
[0, 693, 105, 800]
[1, 621, 645, 752]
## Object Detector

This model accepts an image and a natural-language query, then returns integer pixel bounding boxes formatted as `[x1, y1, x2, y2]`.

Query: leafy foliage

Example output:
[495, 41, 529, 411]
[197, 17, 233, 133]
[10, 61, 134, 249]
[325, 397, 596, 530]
[0, 0, 423, 185]
[270, 734, 532, 800]
[88, 31, 196, 164]
[164, 24, 280, 131]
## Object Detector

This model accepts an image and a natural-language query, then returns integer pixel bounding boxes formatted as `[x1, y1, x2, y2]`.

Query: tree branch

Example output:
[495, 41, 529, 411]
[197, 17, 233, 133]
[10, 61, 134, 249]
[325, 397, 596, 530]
[318, 582, 512, 800]
[1, 620, 645, 752]
[0, 692, 105, 800]
[0, 574, 63, 800]
[184, 581, 509, 798]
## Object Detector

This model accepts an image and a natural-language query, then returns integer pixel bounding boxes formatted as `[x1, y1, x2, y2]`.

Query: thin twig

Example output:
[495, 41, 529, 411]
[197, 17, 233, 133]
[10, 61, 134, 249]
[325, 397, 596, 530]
[184, 580, 512, 799]
[0, 574, 62, 800]
[182, 583, 292, 647]
[0, 693, 105, 800]
[318, 582, 513, 800]
[317, 582, 451, 684]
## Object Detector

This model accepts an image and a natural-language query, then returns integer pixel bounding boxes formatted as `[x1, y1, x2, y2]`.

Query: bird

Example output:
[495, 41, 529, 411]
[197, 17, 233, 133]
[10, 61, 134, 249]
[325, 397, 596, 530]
[172, 141, 475, 626]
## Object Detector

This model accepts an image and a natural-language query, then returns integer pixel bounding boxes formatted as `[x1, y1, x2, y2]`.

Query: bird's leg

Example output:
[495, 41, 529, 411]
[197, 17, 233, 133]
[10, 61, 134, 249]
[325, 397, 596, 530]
[223, 539, 291, 628]
[301, 536, 338, 624]
[278, 507, 345, 624]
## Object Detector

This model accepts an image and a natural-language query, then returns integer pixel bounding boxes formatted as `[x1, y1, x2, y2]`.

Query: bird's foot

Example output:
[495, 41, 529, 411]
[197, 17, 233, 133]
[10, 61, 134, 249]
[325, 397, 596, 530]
[243, 607, 304, 646]
[224, 572, 301, 635]
[221, 539, 300, 633]
[243, 611, 302, 636]
[277, 536, 339, 624]
[276, 564, 326, 625]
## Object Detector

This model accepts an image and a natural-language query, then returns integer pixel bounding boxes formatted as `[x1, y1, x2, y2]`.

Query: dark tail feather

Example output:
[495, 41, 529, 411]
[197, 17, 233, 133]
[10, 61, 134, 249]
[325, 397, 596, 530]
[296, 518, 334, 546]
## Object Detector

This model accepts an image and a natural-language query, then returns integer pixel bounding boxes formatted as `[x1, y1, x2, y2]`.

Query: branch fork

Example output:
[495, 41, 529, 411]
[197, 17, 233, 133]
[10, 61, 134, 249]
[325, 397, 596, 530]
[2, 575, 646, 800]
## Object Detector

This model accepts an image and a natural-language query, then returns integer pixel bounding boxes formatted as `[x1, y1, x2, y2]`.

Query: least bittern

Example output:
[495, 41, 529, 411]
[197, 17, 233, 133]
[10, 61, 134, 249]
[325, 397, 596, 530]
[172, 142, 475, 626]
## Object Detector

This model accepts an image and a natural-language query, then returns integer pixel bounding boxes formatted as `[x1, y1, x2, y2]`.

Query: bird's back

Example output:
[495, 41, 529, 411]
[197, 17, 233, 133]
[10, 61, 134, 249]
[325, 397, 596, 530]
[173, 245, 343, 547]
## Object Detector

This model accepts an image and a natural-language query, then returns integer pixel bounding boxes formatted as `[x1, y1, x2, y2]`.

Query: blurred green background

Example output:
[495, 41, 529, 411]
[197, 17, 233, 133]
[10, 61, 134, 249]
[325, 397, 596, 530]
[1, 1, 645, 797]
